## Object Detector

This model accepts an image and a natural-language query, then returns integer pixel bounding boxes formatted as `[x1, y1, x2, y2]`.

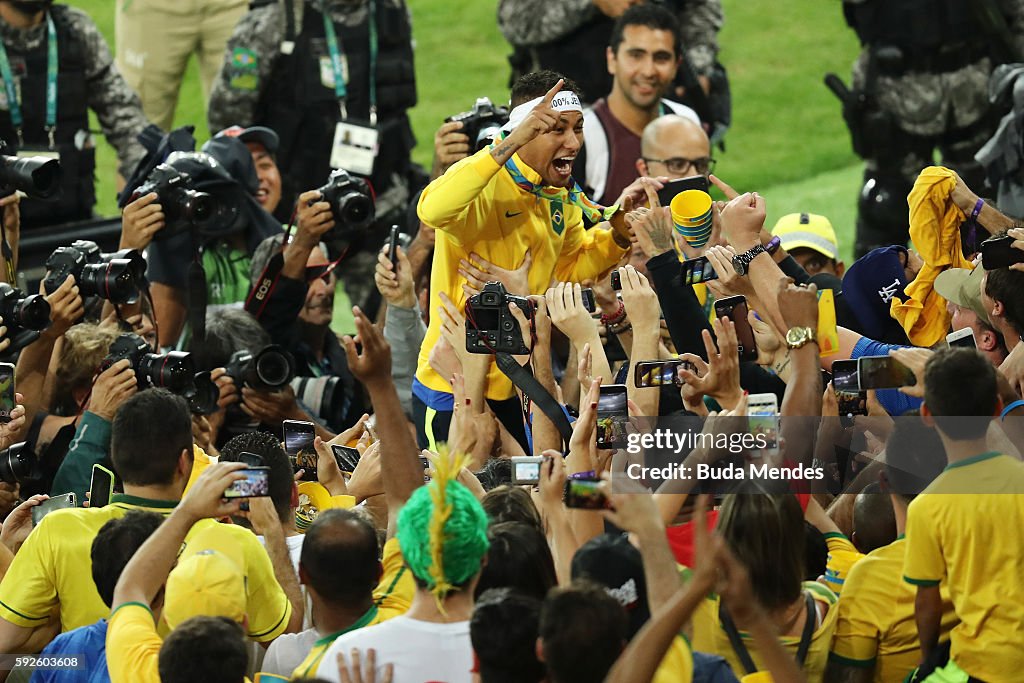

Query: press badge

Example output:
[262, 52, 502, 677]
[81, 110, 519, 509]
[330, 120, 378, 175]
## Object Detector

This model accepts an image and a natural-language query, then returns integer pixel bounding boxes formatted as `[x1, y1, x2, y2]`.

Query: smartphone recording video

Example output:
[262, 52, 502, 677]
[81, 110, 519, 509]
[0, 362, 15, 424]
[747, 393, 779, 452]
[511, 456, 544, 485]
[283, 420, 317, 481]
[563, 478, 608, 510]
[857, 356, 916, 390]
[596, 385, 628, 449]
[224, 467, 271, 499]
[714, 296, 757, 362]
[633, 359, 696, 388]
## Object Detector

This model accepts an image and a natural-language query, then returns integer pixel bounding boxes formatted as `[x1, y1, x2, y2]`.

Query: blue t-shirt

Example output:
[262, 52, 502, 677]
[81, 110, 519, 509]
[30, 619, 109, 683]
[851, 336, 923, 416]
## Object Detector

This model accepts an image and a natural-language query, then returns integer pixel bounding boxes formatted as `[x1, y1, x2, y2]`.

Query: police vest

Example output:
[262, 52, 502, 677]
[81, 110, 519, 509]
[844, 0, 986, 55]
[255, 0, 417, 223]
[0, 4, 94, 227]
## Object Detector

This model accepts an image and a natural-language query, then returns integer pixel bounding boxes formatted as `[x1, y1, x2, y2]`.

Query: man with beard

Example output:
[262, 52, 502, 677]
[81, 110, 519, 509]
[0, 0, 148, 228]
[242, 224, 366, 435]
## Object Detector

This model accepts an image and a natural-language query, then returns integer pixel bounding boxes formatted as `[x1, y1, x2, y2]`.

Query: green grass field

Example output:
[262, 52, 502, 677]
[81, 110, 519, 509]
[77, 0, 863, 261]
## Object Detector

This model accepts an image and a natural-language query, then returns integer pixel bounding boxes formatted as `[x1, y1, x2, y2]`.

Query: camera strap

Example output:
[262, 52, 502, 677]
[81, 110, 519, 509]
[321, 0, 378, 125]
[495, 352, 573, 447]
[186, 232, 207, 343]
[0, 11, 57, 147]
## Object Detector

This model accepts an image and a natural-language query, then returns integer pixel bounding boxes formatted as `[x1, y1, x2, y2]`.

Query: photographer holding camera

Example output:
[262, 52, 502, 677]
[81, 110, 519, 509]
[414, 70, 645, 447]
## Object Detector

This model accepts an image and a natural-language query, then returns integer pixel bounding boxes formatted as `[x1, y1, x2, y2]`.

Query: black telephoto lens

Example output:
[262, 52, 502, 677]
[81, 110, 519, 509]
[0, 155, 61, 199]
[139, 351, 196, 394]
[0, 441, 35, 485]
[12, 294, 51, 331]
[253, 346, 295, 389]
[183, 190, 216, 226]
[188, 371, 220, 415]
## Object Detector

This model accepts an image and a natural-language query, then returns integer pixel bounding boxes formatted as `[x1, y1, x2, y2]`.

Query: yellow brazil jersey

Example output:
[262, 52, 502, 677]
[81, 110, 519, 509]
[0, 494, 291, 643]
[106, 602, 254, 683]
[903, 452, 1024, 682]
[416, 147, 627, 402]
[831, 537, 957, 683]
[289, 537, 414, 679]
[821, 532, 864, 596]
[692, 581, 838, 683]
[652, 636, 693, 683]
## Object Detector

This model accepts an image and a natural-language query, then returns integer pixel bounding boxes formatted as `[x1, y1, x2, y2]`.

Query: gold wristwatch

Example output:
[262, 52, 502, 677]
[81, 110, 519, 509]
[785, 326, 817, 349]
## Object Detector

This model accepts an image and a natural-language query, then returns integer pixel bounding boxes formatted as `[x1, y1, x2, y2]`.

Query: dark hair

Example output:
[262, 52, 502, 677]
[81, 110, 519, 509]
[158, 616, 248, 683]
[610, 3, 682, 59]
[853, 483, 896, 553]
[510, 70, 583, 108]
[189, 308, 271, 371]
[475, 457, 512, 491]
[985, 268, 1024, 337]
[481, 486, 543, 530]
[111, 389, 193, 486]
[475, 521, 558, 600]
[91, 511, 163, 607]
[220, 431, 294, 522]
[885, 412, 946, 500]
[300, 509, 380, 605]
[923, 348, 998, 440]
[472, 588, 545, 683]
[717, 482, 804, 612]
[540, 581, 628, 683]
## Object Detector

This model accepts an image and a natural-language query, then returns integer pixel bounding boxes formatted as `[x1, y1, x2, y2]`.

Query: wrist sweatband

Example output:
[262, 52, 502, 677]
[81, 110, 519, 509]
[1000, 399, 1024, 421]
[971, 198, 984, 222]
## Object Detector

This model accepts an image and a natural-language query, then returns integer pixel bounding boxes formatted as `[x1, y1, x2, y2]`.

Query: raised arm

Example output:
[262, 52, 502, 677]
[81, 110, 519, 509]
[341, 307, 424, 539]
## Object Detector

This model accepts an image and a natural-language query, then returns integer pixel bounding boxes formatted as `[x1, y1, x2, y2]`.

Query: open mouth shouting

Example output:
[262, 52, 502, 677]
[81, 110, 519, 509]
[551, 156, 575, 183]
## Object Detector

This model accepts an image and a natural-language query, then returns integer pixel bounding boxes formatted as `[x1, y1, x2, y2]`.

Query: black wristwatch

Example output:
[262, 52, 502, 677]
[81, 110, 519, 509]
[732, 243, 767, 276]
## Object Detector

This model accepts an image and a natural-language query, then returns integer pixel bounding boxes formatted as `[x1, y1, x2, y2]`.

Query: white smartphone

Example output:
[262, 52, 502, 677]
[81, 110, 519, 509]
[747, 393, 780, 457]
[946, 327, 977, 349]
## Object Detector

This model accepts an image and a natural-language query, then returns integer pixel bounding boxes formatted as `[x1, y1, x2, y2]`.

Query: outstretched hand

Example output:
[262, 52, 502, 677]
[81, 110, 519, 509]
[341, 306, 393, 388]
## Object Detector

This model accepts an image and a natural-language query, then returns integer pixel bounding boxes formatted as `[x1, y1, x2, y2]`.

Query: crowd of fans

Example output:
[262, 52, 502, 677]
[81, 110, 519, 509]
[0, 2, 1020, 683]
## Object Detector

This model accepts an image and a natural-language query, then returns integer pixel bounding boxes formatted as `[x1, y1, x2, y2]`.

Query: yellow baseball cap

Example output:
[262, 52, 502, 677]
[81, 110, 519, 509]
[772, 213, 839, 261]
[164, 528, 246, 629]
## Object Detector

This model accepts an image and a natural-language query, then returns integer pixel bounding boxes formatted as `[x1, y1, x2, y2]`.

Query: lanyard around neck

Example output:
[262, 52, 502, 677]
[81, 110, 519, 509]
[0, 12, 57, 148]
[321, 0, 378, 126]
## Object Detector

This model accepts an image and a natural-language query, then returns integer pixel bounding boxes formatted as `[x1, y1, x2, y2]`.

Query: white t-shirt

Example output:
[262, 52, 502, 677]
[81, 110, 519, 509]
[315, 616, 473, 683]
[261, 627, 320, 677]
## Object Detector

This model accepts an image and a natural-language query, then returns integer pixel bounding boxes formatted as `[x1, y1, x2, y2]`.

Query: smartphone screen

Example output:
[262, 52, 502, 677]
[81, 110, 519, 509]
[283, 420, 317, 480]
[657, 175, 710, 206]
[580, 288, 596, 313]
[331, 445, 361, 472]
[596, 385, 628, 448]
[837, 390, 867, 419]
[857, 356, 917, 390]
[0, 363, 15, 424]
[563, 478, 608, 510]
[831, 360, 859, 393]
[634, 359, 695, 388]
[747, 393, 779, 450]
[89, 465, 114, 509]
[682, 256, 718, 286]
[714, 296, 757, 362]
[224, 467, 271, 499]
[32, 493, 76, 526]
[511, 456, 543, 485]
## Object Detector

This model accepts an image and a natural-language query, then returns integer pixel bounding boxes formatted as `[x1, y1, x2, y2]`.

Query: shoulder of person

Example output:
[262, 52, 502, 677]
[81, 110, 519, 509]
[660, 98, 701, 126]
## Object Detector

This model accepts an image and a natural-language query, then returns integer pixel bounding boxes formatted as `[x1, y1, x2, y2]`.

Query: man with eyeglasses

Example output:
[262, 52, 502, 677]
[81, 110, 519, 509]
[574, 4, 701, 206]
[636, 113, 713, 182]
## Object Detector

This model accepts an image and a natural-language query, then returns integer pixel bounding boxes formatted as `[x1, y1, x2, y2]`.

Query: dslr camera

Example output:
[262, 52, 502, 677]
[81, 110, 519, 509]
[44, 240, 147, 304]
[101, 333, 196, 396]
[465, 281, 534, 355]
[314, 169, 375, 240]
[446, 97, 510, 151]
[0, 139, 61, 200]
[136, 163, 217, 238]
[0, 282, 50, 351]
[224, 345, 296, 392]
[0, 440, 37, 485]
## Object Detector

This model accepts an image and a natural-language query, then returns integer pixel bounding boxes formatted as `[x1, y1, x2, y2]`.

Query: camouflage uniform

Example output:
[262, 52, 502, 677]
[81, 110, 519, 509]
[844, 0, 1024, 256]
[498, 0, 722, 77]
[207, 0, 418, 310]
[0, 5, 148, 225]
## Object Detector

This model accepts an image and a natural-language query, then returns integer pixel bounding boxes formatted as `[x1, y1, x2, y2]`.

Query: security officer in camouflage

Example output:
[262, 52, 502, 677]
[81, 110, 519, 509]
[498, 0, 722, 105]
[0, 0, 148, 228]
[840, 0, 1024, 257]
[207, 0, 418, 311]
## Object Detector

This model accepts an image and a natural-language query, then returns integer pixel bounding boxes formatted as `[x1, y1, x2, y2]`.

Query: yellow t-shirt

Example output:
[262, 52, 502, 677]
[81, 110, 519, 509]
[289, 537, 414, 679]
[692, 581, 838, 683]
[903, 452, 1024, 681]
[652, 636, 693, 683]
[0, 495, 291, 642]
[831, 537, 957, 683]
[105, 602, 253, 683]
[416, 147, 627, 401]
[822, 532, 864, 596]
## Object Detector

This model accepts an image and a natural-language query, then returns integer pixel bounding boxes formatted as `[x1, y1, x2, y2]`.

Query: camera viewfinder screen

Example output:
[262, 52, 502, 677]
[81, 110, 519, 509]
[514, 461, 540, 483]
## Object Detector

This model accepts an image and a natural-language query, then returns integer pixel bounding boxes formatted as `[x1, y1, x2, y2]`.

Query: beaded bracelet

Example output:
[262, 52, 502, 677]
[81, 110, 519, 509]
[600, 300, 626, 326]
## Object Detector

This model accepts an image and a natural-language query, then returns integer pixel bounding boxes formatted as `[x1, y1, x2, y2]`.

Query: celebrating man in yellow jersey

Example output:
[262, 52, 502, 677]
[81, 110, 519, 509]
[413, 70, 644, 448]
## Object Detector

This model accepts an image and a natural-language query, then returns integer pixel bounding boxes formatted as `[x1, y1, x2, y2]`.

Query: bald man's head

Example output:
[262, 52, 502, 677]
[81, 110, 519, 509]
[299, 508, 381, 605]
[852, 483, 897, 554]
[637, 115, 711, 179]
